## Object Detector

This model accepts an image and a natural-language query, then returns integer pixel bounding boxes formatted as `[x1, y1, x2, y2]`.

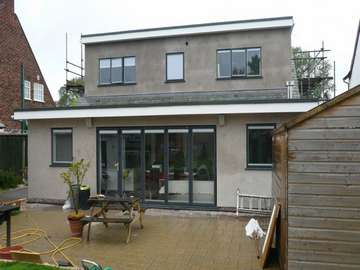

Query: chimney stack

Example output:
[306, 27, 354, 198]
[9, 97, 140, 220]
[0, 0, 15, 24]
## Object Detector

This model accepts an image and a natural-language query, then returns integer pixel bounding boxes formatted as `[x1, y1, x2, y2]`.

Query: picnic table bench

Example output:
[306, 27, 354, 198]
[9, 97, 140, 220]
[81, 196, 144, 244]
[0, 205, 20, 247]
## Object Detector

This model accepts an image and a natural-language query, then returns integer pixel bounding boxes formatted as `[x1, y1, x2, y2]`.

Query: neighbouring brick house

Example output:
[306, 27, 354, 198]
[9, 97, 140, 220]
[0, 0, 54, 133]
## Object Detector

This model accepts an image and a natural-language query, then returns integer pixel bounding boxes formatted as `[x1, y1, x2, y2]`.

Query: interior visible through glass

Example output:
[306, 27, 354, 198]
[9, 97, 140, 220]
[168, 129, 189, 203]
[145, 130, 165, 202]
[192, 129, 215, 204]
[122, 130, 142, 196]
[99, 130, 119, 196]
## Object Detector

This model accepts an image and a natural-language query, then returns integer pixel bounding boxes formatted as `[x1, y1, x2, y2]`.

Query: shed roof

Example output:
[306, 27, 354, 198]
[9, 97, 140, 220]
[274, 84, 360, 134]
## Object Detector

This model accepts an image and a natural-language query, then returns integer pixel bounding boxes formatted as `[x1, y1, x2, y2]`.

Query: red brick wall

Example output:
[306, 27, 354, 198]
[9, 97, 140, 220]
[0, 0, 55, 132]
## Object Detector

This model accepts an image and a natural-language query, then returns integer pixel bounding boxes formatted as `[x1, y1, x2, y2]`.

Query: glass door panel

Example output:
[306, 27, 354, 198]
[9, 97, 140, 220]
[168, 129, 189, 203]
[99, 130, 119, 196]
[145, 129, 165, 202]
[192, 129, 215, 204]
[121, 130, 142, 196]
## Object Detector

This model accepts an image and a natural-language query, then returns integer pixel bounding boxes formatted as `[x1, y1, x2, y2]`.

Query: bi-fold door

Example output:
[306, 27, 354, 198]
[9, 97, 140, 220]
[97, 126, 216, 206]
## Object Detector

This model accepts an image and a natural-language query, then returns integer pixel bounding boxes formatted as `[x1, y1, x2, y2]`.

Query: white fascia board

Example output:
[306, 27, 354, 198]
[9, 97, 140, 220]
[81, 18, 294, 44]
[13, 102, 318, 121]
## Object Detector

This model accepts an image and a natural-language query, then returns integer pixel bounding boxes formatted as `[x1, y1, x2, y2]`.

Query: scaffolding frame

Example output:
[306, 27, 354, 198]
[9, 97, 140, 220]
[292, 42, 336, 100]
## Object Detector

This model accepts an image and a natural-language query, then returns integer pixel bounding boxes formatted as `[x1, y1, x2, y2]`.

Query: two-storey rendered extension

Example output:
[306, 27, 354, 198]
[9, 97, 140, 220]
[14, 17, 319, 209]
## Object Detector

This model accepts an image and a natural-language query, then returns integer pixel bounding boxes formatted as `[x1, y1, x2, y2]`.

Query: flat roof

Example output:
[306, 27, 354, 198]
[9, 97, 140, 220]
[81, 16, 294, 44]
[13, 100, 318, 121]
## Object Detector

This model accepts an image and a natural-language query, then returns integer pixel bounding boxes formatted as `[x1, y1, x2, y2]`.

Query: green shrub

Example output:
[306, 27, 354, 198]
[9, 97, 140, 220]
[0, 169, 23, 190]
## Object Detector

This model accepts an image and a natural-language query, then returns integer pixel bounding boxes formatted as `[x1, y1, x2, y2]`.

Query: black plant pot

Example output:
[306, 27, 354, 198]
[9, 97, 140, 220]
[79, 185, 90, 210]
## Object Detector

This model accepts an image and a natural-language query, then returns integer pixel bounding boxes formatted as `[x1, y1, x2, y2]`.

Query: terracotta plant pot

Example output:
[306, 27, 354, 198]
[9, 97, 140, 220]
[68, 216, 84, 237]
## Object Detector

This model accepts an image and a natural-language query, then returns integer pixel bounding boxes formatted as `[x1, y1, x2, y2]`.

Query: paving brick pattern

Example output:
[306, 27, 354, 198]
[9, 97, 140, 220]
[1, 206, 278, 270]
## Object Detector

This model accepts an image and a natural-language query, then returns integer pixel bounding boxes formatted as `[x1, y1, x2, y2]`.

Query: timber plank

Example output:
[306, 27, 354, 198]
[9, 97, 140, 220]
[318, 105, 360, 117]
[288, 227, 360, 242]
[296, 117, 360, 129]
[288, 183, 360, 196]
[288, 172, 360, 185]
[289, 128, 360, 140]
[289, 216, 360, 230]
[289, 249, 360, 265]
[289, 150, 360, 162]
[288, 239, 360, 254]
[288, 260, 360, 270]
[288, 162, 360, 173]
[289, 140, 360, 151]
[288, 206, 360, 219]
[289, 194, 360, 208]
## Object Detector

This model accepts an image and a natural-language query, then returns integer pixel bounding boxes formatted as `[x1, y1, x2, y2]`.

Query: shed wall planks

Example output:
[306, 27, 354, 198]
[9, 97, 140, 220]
[273, 89, 360, 269]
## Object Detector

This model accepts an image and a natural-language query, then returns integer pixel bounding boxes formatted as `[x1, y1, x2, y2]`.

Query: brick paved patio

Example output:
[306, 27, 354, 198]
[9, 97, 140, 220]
[0, 205, 278, 270]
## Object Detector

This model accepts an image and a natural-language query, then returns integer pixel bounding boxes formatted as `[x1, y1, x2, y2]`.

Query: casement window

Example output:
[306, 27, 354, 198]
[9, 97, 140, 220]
[217, 48, 261, 79]
[33, 83, 44, 102]
[24, 80, 31, 100]
[99, 57, 136, 85]
[247, 124, 275, 169]
[52, 128, 73, 165]
[166, 53, 184, 81]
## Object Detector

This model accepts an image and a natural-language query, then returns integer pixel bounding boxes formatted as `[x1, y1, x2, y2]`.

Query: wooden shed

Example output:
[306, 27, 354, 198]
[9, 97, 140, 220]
[272, 84, 360, 270]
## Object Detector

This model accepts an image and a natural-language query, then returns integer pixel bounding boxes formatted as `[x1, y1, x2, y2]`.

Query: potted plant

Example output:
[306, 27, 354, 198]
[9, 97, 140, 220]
[60, 159, 90, 237]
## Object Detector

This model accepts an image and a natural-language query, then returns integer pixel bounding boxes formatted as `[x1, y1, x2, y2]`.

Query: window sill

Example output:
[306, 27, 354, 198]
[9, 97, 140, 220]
[245, 166, 272, 171]
[33, 99, 45, 103]
[98, 82, 137, 87]
[50, 163, 72, 168]
[24, 97, 32, 101]
[165, 79, 185, 83]
[217, 76, 262, 80]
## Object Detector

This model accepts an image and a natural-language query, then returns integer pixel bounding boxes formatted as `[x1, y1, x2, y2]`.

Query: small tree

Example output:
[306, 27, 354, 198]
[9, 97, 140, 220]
[58, 77, 84, 107]
[292, 47, 334, 100]
[60, 159, 90, 217]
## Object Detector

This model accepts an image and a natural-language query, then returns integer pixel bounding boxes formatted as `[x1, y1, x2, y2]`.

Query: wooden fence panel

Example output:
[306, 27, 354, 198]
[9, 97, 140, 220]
[0, 135, 27, 176]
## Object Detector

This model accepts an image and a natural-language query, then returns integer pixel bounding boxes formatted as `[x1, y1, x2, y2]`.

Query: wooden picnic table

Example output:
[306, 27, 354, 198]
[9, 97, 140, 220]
[81, 195, 144, 244]
[0, 205, 20, 247]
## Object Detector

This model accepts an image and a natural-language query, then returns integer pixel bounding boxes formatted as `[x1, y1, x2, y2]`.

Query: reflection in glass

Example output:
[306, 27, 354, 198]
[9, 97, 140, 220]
[217, 50, 231, 78]
[247, 48, 261, 76]
[99, 130, 118, 196]
[124, 57, 136, 83]
[232, 49, 246, 76]
[168, 129, 189, 203]
[122, 130, 141, 196]
[192, 129, 215, 204]
[166, 54, 184, 80]
[145, 130, 165, 202]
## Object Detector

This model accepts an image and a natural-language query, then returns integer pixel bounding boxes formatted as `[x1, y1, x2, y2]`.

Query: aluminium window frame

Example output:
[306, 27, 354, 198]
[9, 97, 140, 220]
[165, 52, 185, 83]
[216, 47, 262, 80]
[246, 123, 275, 170]
[98, 56, 137, 86]
[51, 128, 73, 167]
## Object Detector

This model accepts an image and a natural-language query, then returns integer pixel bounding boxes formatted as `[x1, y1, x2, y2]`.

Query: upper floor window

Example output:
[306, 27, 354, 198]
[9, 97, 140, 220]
[24, 80, 31, 100]
[33, 82, 44, 102]
[217, 48, 261, 79]
[166, 53, 184, 82]
[99, 57, 136, 85]
[247, 124, 275, 169]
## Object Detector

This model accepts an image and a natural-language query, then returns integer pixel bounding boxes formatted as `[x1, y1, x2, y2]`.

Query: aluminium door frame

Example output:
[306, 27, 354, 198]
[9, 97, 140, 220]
[96, 125, 217, 207]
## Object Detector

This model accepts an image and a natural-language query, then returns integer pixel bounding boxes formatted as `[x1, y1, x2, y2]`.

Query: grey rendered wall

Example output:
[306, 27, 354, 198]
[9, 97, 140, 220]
[27, 113, 294, 206]
[84, 28, 292, 96]
[287, 94, 360, 269]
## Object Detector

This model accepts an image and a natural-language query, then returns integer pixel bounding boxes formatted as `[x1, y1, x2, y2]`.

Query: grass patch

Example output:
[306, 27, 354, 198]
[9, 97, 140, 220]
[0, 261, 60, 270]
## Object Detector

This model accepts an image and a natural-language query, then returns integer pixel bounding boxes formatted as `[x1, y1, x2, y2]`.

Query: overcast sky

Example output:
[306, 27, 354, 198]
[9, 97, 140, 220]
[16, 0, 360, 101]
